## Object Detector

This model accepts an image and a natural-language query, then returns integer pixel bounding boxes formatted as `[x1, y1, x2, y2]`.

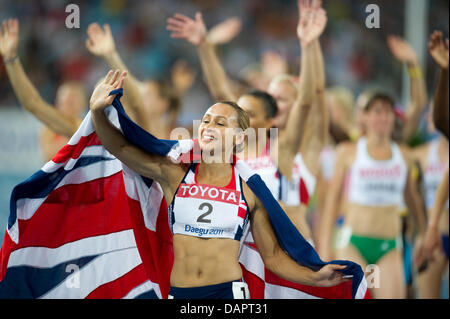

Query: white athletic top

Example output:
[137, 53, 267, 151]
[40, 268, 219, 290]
[169, 163, 250, 241]
[242, 143, 280, 200]
[347, 138, 408, 207]
[279, 153, 317, 206]
[319, 145, 336, 181]
[423, 140, 449, 210]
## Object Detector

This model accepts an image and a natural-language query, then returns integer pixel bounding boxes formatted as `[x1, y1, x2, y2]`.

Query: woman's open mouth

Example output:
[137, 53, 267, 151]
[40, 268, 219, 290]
[201, 131, 219, 143]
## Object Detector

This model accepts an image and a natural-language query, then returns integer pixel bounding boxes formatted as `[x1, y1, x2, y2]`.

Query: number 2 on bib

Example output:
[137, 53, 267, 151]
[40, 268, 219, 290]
[197, 202, 213, 223]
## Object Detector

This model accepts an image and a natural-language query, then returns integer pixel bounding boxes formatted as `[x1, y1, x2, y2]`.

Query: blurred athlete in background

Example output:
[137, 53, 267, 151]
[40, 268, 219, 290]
[167, 0, 328, 243]
[0, 18, 86, 161]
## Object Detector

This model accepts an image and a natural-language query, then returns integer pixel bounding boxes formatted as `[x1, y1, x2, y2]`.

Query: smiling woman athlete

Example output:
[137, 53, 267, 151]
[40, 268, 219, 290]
[166, 0, 329, 244]
[89, 69, 348, 299]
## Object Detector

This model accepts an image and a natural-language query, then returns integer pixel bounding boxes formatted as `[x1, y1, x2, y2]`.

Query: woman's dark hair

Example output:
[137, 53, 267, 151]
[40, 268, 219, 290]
[364, 92, 396, 112]
[215, 101, 250, 153]
[244, 89, 278, 119]
[364, 91, 403, 141]
[218, 101, 250, 131]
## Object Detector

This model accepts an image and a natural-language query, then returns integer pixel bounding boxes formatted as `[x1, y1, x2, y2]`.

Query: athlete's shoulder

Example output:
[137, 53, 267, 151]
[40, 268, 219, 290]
[410, 141, 430, 162]
[332, 141, 357, 168]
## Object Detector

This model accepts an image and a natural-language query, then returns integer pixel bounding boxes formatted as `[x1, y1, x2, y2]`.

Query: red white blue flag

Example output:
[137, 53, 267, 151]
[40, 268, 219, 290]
[0, 89, 370, 299]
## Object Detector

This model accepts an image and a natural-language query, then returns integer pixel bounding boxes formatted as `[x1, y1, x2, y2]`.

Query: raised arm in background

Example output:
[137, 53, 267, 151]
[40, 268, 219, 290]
[278, 0, 328, 179]
[85, 23, 149, 129]
[387, 35, 428, 143]
[298, 2, 329, 177]
[428, 31, 449, 140]
[89, 70, 184, 197]
[167, 13, 238, 102]
[0, 18, 81, 137]
[206, 17, 242, 46]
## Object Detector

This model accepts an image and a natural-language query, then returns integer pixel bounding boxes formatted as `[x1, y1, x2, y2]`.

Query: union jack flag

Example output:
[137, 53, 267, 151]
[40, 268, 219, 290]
[0, 89, 370, 299]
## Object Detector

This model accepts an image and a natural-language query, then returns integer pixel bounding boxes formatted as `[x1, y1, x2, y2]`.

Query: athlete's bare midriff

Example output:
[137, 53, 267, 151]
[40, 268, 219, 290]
[170, 234, 243, 287]
[344, 203, 402, 238]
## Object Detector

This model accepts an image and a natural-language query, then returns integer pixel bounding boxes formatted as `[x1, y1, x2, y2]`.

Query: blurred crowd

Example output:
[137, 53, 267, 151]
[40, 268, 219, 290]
[0, 0, 448, 128]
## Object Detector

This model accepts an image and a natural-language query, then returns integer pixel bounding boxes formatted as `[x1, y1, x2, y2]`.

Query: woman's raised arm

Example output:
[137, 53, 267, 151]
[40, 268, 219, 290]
[278, 0, 328, 178]
[167, 12, 238, 102]
[0, 18, 81, 137]
[387, 35, 428, 142]
[86, 23, 151, 129]
[89, 70, 178, 186]
[428, 31, 449, 140]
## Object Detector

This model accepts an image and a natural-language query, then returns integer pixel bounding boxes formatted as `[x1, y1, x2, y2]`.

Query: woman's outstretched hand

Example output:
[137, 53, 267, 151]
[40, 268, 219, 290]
[90, 70, 127, 112]
[167, 12, 208, 46]
[428, 30, 449, 69]
[314, 264, 350, 287]
[297, 0, 328, 46]
[86, 23, 116, 58]
[0, 18, 19, 60]
[387, 35, 419, 65]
